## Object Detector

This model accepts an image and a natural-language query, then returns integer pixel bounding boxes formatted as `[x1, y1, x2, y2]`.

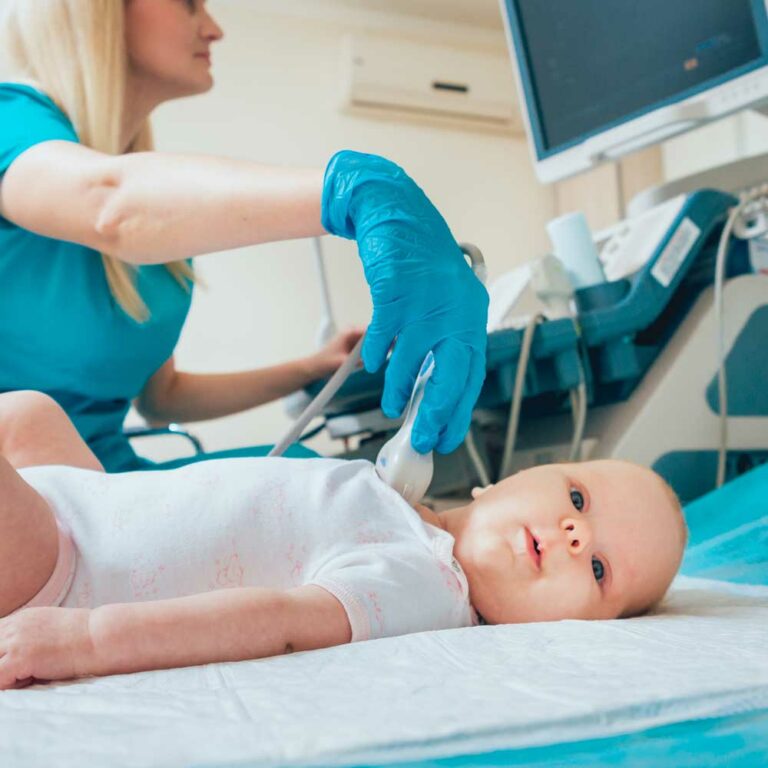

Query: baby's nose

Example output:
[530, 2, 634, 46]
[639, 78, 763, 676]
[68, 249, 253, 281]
[560, 517, 591, 555]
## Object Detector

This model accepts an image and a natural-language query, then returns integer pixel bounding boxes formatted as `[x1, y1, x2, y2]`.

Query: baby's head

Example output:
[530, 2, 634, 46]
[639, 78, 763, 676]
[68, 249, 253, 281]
[443, 460, 686, 624]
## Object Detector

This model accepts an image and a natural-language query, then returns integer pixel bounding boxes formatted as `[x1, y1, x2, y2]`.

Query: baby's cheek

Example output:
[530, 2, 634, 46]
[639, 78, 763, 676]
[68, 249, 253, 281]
[524, 573, 597, 623]
[465, 530, 511, 570]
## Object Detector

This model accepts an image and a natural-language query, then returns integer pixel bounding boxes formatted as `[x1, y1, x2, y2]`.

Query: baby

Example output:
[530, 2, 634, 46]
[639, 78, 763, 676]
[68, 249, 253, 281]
[0, 391, 686, 688]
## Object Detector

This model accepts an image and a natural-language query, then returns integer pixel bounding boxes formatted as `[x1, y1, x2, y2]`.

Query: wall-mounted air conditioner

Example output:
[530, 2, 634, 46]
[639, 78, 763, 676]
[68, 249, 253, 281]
[341, 33, 522, 133]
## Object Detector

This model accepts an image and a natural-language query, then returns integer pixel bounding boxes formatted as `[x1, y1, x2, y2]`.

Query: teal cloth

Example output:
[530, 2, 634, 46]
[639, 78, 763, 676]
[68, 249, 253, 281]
[0, 83, 191, 472]
[335, 709, 768, 768]
[147, 442, 319, 471]
[680, 461, 768, 586]
[0, 84, 321, 471]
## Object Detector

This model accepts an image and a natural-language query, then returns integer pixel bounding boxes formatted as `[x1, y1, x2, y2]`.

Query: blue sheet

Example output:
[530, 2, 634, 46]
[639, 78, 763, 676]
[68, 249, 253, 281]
[338, 709, 768, 768]
[681, 461, 768, 586]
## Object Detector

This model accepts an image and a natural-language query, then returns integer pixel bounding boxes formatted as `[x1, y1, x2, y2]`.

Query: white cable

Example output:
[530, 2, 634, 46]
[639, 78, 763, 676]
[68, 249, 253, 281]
[499, 314, 542, 481]
[714, 206, 738, 487]
[566, 315, 588, 463]
[713, 184, 768, 487]
[568, 377, 587, 462]
[464, 427, 492, 488]
[269, 338, 364, 457]
[274, 244, 487, 465]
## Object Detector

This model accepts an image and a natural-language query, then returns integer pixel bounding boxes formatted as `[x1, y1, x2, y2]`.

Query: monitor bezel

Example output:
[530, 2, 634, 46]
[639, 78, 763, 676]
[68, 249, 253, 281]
[500, 0, 768, 183]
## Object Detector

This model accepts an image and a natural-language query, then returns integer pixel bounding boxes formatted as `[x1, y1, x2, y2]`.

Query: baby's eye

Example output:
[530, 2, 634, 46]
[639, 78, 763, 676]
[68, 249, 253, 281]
[570, 488, 584, 511]
[592, 556, 605, 583]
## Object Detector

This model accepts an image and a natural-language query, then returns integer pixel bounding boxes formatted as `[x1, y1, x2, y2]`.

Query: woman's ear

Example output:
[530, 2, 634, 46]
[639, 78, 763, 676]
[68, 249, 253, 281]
[471, 485, 494, 500]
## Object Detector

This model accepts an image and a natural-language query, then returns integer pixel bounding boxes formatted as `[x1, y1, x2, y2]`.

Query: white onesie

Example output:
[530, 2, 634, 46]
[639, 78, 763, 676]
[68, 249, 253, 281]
[19, 458, 475, 641]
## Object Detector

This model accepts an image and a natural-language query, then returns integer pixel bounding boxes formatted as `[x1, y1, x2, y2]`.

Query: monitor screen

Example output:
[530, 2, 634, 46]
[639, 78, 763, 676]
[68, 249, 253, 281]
[506, 0, 768, 159]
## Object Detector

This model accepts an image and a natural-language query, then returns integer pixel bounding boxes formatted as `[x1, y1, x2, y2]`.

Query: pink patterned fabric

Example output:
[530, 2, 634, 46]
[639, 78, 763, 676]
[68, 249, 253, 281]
[17, 519, 77, 611]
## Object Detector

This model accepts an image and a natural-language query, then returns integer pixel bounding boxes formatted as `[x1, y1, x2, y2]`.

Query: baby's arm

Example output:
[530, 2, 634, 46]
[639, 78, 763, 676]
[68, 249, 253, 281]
[88, 586, 351, 675]
[0, 391, 104, 471]
[0, 586, 351, 687]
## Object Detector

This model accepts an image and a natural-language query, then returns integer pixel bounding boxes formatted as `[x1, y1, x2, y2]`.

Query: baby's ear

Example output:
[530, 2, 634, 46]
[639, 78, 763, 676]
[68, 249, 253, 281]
[471, 485, 494, 499]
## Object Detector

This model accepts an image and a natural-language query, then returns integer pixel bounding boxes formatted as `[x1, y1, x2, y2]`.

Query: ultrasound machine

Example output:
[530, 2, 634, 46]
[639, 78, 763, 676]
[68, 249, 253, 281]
[296, 0, 768, 505]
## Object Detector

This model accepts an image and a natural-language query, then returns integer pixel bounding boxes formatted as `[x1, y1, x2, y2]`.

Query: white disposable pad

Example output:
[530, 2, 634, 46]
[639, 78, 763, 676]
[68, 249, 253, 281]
[2, 577, 767, 768]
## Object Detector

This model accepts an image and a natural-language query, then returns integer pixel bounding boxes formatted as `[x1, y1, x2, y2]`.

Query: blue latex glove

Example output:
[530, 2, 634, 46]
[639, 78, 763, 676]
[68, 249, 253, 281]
[322, 150, 489, 454]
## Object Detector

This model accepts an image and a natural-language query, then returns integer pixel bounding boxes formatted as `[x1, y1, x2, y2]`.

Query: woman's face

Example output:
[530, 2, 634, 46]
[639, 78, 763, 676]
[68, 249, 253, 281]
[125, 0, 224, 100]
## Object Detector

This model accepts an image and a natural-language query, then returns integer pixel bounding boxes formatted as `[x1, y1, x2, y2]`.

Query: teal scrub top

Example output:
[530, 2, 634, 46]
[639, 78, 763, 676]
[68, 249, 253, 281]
[0, 84, 193, 472]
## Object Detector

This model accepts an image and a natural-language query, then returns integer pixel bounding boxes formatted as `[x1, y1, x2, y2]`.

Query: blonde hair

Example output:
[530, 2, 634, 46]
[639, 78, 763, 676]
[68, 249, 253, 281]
[0, 0, 193, 321]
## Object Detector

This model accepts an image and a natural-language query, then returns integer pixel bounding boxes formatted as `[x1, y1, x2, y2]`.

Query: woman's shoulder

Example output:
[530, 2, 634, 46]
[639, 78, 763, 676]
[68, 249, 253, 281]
[0, 81, 60, 110]
[0, 81, 76, 137]
[0, 81, 79, 181]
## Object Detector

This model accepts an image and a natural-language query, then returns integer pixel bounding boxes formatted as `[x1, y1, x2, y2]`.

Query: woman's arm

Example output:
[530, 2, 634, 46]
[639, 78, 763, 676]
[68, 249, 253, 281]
[136, 358, 317, 424]
[0, 585, 351, 687]
[1, 142, 489, 454]
[0, 141, 324, 264]
[0, 391, 104, 471]
[136, 329, 363, 424]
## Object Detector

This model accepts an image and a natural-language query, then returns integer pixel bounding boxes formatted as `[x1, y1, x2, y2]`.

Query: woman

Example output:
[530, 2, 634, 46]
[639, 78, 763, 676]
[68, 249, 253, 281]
[0, 0, 488, 473]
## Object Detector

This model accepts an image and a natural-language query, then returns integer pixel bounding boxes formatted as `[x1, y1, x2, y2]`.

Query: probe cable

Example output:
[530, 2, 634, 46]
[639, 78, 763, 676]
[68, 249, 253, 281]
[568, 339, 588, 462]
[499, 313, 543, 481]
[713, 183, 768, 486]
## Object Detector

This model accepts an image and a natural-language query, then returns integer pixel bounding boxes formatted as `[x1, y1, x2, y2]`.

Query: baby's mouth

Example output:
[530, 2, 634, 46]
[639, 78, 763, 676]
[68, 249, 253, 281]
[528, 528, 544, 570]
[515, 527, 542, 571]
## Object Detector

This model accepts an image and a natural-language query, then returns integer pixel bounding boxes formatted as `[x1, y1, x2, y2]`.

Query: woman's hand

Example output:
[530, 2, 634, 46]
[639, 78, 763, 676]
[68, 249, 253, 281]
[0, 608, 93, 689]
[322, 151, 489, 455]
[305, 327, 365, 380]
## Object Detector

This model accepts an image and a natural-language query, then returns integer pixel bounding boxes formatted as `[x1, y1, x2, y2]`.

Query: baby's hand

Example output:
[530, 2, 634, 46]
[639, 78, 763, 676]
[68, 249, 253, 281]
[0, 607, 92, 689]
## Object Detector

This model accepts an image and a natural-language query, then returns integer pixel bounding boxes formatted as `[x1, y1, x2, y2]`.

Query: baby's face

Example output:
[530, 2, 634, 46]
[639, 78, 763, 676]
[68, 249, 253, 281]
[452, 460, 684, 624]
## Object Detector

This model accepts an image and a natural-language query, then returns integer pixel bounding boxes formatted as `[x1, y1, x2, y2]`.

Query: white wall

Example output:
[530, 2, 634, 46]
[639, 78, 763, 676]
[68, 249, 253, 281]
[132, 1, 555, 461]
